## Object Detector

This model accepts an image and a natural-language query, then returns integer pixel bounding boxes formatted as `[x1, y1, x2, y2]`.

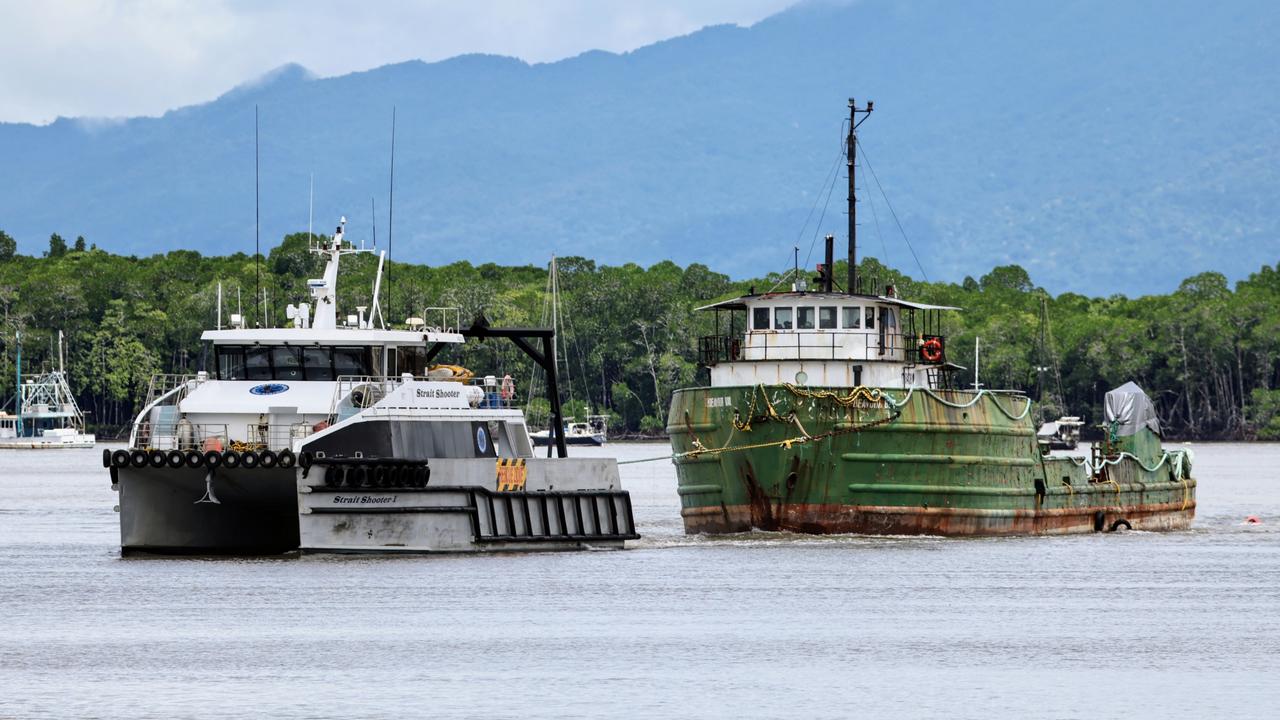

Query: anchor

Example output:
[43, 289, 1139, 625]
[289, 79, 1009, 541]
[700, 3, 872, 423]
[195, 469, 221, 504]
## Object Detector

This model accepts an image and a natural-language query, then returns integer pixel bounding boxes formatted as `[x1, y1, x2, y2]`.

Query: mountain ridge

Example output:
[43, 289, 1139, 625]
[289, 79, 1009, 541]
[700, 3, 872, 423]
[1, 0, 1277, 295]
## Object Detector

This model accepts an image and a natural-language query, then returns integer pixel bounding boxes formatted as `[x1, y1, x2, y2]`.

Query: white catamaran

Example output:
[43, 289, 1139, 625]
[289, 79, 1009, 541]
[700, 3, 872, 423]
[105, 220, 637, 554]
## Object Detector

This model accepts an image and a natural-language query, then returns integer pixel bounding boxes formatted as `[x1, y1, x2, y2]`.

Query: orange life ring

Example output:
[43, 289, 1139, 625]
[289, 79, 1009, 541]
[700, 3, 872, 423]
[921, 338, 944, 363]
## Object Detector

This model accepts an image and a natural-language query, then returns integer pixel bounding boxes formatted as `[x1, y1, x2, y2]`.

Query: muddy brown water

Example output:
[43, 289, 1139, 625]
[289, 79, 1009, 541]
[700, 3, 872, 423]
[1, 442, 1277, 718]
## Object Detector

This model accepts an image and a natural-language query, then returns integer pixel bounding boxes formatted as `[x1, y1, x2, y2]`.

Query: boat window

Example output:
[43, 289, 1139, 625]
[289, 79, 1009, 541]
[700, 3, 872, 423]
[796, 306, 816, 330]
[819, 306, 838, 329]
[303, 347, 335, 381]
[216, 346, 247, 380]
[753, 307, 770, 330]
[396, 346, 430, 376]
[333, 347, 371, 377]
[245, 346, 272, 381]
[864, 307, 876, 329]
[842, 306, 861, 329]
[272, 346, 304, 381]
[774, 307, 793, 330]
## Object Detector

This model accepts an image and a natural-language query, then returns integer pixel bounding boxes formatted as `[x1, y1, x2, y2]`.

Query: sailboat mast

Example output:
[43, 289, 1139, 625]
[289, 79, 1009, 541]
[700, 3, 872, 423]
[550, 256, 557, 394]
[14, 331, 21, 437]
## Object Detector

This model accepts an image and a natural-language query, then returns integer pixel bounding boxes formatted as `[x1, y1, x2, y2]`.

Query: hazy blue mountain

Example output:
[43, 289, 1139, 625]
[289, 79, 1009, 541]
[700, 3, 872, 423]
[2, 0, 1277, 294]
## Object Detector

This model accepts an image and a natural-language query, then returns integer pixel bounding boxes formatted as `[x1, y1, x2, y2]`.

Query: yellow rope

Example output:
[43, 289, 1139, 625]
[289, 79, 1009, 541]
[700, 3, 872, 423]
[682, 408, 900, 461]
[782, 383, 884, 407]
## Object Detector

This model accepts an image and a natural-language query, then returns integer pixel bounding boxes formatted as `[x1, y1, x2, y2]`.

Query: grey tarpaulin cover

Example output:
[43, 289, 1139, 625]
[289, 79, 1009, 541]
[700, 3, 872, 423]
[1104, 381, 1161, 437]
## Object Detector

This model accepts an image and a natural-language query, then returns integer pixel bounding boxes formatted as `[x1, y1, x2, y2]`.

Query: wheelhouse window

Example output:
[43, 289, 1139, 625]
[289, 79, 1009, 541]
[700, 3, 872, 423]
[216, 346, 247, 380]
[213, 344, 374, 380]
[395, 346, 430, 377]
[244, 346, 272, 380]
[797, 306, 816, 330]
[334, 347, 372, 377]
[271, 346, 304, 381]
[774, 307, 793, 330]
[752, 307, 770, 330]
[819, 306, 838, 329]
[842, 306, 861, 329]
[864, 307, 876, 329]
[303, 347, 335, 381]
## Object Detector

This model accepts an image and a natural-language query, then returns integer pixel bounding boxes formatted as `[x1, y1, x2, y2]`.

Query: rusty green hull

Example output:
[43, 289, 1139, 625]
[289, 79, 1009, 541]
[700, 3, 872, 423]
[667, 385, 1195, 536]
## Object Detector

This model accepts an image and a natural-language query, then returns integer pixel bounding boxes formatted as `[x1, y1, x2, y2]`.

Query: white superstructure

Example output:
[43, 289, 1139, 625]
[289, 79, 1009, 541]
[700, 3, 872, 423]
[696, 288, 961, 391]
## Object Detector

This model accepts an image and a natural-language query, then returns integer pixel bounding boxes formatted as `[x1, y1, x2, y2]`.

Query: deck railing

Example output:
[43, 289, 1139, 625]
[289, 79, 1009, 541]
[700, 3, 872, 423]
[328, 374, 522, 421]
[699, 332, 946, 366]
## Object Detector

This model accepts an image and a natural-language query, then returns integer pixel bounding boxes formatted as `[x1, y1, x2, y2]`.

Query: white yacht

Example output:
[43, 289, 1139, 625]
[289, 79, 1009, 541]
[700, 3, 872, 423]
[105, 220, 637, 554]
[530, 415, 608, 447]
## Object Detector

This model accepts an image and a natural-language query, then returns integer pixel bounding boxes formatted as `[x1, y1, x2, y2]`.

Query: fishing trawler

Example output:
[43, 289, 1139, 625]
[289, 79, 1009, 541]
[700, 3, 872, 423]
[105, 219, 637, 554]
[0, 332, 95, 449]
[666, 100, 1195, 536]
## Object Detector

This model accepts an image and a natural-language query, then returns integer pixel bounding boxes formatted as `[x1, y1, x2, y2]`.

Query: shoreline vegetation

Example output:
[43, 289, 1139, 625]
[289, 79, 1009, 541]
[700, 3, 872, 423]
[1, 230, 1278, 441]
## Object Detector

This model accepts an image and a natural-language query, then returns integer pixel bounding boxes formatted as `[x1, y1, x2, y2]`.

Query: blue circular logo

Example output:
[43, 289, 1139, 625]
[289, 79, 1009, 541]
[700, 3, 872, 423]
[250, 383, 290, 396]
[476, 426, 488, 454]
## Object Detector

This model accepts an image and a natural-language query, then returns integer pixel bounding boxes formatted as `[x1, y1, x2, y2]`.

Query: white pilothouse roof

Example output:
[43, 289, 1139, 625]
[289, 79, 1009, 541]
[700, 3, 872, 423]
[696, 291, 961, 313]
[201, 328, 464, 345]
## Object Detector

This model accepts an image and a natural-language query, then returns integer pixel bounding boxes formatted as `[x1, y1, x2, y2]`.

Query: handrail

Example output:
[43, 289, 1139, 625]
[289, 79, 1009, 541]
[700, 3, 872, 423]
[326, 373, 521, 420]
[129, 374, 200, 447]
[700, 332, 945, 366]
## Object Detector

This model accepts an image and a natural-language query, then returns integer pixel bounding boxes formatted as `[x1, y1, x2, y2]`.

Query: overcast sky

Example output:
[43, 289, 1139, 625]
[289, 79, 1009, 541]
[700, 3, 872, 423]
[0, 0, 797, 125]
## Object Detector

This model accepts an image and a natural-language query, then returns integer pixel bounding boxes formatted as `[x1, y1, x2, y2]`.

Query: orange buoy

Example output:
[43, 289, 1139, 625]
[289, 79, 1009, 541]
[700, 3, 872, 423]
[1245, 515, 1262, 525]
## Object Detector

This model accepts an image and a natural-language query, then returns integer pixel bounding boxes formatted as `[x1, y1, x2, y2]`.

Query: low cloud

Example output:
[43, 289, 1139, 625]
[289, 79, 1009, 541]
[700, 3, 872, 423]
[0, 0, 795, 125]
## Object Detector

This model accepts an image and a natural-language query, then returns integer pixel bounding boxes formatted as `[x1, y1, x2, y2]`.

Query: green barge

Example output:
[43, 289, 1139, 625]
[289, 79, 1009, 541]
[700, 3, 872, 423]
[666, 99, 1194, 537]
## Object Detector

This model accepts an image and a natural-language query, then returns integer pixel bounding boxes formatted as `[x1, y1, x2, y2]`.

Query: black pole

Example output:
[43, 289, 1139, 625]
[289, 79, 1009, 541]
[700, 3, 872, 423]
[255, 104, 261, 325]
[542, 334, 567, 458]
[823, 234, 834, 293]
[847, 98, 856, 296]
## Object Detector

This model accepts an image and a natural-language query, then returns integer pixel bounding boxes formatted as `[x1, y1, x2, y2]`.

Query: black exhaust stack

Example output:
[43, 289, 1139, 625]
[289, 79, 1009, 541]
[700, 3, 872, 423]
[823, 234, 834, 292]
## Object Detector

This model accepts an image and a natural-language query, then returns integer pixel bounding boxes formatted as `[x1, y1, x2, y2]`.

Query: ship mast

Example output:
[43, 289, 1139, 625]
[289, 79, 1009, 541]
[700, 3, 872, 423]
[847, 98, 873, 295]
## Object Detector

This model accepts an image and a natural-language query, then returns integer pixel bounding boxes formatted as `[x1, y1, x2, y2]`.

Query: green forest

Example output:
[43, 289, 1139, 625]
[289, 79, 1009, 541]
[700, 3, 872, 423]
[1, 229, 1278, 440]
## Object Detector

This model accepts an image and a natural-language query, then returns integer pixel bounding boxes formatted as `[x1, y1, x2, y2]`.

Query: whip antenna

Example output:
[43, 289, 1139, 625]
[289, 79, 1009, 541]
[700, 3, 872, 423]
[386, 106, 396, 325]
[254, 104, 261, 326]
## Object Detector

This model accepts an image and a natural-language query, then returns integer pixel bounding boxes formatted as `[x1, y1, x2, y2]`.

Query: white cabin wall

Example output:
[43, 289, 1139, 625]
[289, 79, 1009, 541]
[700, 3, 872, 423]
[709, 361, 930, 389]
